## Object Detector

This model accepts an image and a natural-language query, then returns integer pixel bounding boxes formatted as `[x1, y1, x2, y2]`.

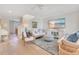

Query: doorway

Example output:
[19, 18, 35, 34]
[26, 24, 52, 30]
[9, 19, 20, 34]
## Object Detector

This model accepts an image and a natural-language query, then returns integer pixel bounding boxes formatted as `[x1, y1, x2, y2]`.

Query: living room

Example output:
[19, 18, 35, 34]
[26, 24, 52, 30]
[0, 4, 79, 55]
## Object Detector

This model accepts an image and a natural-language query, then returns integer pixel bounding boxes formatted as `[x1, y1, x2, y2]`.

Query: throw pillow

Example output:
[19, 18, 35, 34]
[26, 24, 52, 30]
[67, 33, 78, 42]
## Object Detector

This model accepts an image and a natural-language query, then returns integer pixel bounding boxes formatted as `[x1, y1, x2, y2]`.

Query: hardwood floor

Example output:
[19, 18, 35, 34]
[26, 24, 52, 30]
[0, 34, 51, 55]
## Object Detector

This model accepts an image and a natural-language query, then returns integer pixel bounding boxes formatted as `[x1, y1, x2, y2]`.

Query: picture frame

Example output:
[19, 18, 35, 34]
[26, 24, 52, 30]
[48, 18, 65, 29]
[32, 21, 37, 28]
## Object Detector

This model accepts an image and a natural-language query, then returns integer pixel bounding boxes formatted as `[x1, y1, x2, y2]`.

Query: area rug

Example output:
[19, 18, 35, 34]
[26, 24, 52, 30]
[32, 38, 59, 55]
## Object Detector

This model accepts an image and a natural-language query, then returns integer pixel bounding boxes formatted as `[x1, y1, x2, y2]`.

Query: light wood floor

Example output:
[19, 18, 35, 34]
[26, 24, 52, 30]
[0, 34, 51, 55]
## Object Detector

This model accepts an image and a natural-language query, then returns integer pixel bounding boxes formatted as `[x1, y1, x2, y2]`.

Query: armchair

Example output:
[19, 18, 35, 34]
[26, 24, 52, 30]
[58, 39, 79, 55]
[22, 31, 34, 43]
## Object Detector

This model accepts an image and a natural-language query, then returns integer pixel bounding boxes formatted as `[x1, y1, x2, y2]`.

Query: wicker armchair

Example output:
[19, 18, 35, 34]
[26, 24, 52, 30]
[58, 38, 79, 55]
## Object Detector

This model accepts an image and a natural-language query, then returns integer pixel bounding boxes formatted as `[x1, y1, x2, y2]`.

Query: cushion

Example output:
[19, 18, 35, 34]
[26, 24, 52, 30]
[67, 33, 78, 42]
[62, 39, 79, 48]
[26, 32, 32, 38]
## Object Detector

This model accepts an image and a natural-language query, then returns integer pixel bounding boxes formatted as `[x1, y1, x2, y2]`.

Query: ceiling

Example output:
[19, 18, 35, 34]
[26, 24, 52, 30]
[0, 4, 79, 20]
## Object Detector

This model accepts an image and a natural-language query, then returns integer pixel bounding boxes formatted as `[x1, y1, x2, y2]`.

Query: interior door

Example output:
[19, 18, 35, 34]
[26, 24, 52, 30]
[10, 20, 20, 34]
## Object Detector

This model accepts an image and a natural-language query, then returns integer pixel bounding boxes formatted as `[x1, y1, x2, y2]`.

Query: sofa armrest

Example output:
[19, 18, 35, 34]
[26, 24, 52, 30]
[57, 37, 65, 44]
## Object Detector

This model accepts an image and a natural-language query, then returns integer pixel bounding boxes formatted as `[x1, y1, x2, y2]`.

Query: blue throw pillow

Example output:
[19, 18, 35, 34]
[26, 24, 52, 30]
[67, 33, 78, 42]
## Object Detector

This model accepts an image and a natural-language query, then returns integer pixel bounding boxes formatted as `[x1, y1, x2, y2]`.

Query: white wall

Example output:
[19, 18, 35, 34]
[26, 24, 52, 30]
[64, 12, 79, 34]
[43, 11, 79, 34]
[29, 11, 79, 35]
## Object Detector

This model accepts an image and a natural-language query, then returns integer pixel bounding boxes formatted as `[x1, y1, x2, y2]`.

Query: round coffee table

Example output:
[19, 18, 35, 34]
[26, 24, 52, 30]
[44, 37, 54, 42]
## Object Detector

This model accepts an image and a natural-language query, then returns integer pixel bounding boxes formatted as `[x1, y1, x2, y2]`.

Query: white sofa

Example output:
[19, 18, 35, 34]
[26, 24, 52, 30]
[32, 29, 46, 38]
